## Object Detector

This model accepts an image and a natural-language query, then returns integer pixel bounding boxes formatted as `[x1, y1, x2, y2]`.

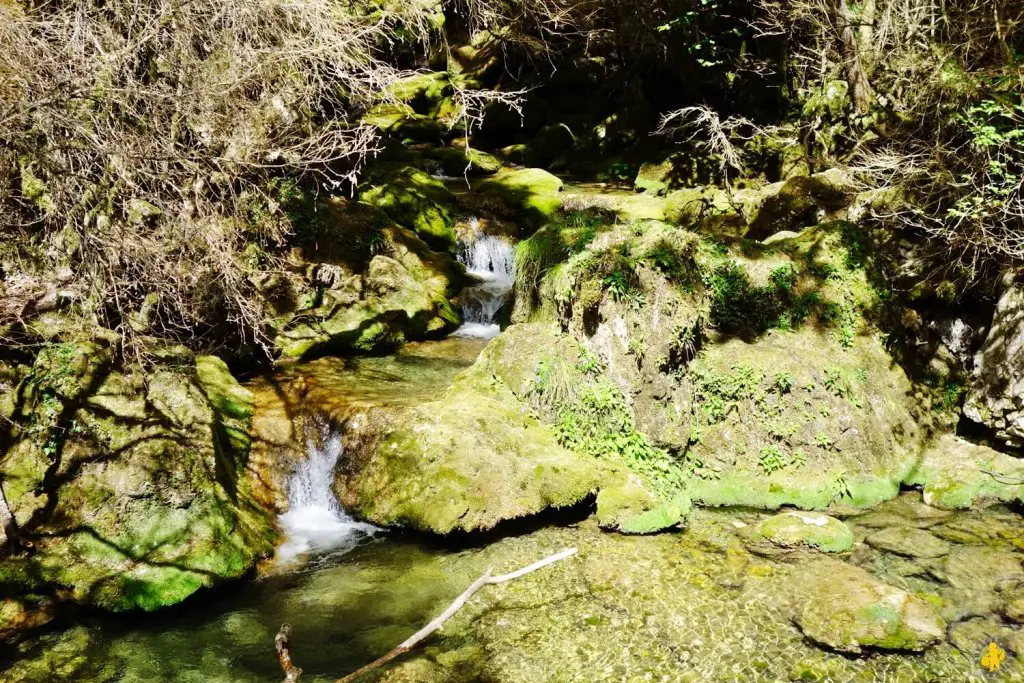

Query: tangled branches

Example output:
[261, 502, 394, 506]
[0, 0, 442, 353]
[752, 0, 1024, 280]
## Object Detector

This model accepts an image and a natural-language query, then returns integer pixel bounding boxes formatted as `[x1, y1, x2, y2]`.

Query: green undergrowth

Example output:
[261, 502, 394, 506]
[528, 342, 688, 505]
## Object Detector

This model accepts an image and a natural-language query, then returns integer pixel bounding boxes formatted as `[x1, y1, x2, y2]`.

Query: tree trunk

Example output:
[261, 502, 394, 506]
[833, 0, 874, 114]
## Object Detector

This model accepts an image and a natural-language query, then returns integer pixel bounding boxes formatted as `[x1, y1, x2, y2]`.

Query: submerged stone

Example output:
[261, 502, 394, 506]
[865, 527, 951, 559]
[793, 559, 946, 654]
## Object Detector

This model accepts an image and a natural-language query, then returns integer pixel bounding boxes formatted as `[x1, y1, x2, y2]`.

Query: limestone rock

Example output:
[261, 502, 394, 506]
[336, 362, 607, 534]
[793, 559, 946, 654]
[0, 342, 274, 622]
[964, 273, 1024, 447]
[865, 527, 950, 559]
[905, 434, 1024, 509]
[749, 512, 854, 553]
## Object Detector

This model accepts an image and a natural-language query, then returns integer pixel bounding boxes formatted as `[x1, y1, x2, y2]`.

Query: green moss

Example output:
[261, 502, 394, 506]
[476, 168, 564, 229]
[359, 163, 457, 250]
[751, 512, 854, 553]
[423, 146, 502, 176]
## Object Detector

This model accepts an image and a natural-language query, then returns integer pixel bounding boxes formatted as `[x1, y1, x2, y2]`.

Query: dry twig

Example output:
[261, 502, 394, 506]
[274, 547, 578, 683]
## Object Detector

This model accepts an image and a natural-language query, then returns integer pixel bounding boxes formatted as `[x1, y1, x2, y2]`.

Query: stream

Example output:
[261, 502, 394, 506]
[5, 230, 1024, 682]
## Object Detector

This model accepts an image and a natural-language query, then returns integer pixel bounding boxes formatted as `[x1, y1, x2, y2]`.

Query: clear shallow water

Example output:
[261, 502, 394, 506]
[6, 498, 1024, 682]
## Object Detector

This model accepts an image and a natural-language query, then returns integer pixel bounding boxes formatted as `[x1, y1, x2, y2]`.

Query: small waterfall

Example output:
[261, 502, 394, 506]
[453, 220, 515, 339]
[277, 417, 377, 563]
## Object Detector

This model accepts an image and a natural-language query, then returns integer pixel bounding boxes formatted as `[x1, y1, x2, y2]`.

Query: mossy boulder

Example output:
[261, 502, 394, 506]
[475, 168, 563, 229]
[595, 474, 690, 534]
[0, 343, 274, 625]
[359, 163, 458, 250]
[792, 559, 946, 653]
[906, 434, 1024, 509]
[746, 172, 852, 241]
[271, 198, 463, 360]
[423, 146, 502, 177]
[336, 361, 606, 534]
[749, 512, 854, 553]
[361, 104, 445, 144]
[387, 72, 453, 118]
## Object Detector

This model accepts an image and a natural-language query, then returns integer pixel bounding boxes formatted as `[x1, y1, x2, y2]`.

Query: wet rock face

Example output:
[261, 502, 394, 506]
[964, 273, 1024, 446]
[0, 343, 275, 631]
[793, 559, 946, 654]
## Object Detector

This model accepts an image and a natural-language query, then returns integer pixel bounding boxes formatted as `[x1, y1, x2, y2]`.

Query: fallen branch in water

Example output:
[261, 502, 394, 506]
[275, 624, 301, 683]
[274, 547, 578, 683]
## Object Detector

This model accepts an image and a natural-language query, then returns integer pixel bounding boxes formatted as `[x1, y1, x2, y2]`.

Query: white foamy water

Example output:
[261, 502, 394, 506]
[277, 418, 377, 563]
[453, 224, 515, 340]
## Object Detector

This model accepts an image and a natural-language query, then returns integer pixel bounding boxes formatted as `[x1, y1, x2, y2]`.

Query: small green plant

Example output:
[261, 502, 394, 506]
[774, 372, 793, 394]
[823, 368, 847, 397]
[814, 431, 835, 450]
[577, 346, 604, 375]
[603, 270, 630, 301]
[832, 469, 853, 501]
[790, 449, 807, 468]
[759, 444, 786, 474]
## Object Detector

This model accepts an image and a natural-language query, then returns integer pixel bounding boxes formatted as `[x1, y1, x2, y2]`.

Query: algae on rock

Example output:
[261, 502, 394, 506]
[271, 197, 464, 360]
[0, 341, 275, 628]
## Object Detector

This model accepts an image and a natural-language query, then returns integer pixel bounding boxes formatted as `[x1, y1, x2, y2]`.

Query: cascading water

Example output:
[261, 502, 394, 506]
[453, 219, 515, 339]
[276, 416, 377, 563]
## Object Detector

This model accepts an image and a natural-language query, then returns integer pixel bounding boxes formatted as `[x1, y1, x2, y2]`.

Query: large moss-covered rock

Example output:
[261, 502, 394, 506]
[749, 512, 854, 553]
[387, 72, 453, 118]
[271, 198, 463, 360]
[514, 217, 922, 512]
[746, 172, 851, 241]
[359, 163, 458, 250]
[475, 168, 563, 229]
[0, 342, 274, 627]
[595, 474, 691, 535]
[905, 434, 1024, 509]
[792, 559, 946, 654]
[336, 361, 606, 533]
[361, 104, 445, 144]
[423, 146, 502, 177]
